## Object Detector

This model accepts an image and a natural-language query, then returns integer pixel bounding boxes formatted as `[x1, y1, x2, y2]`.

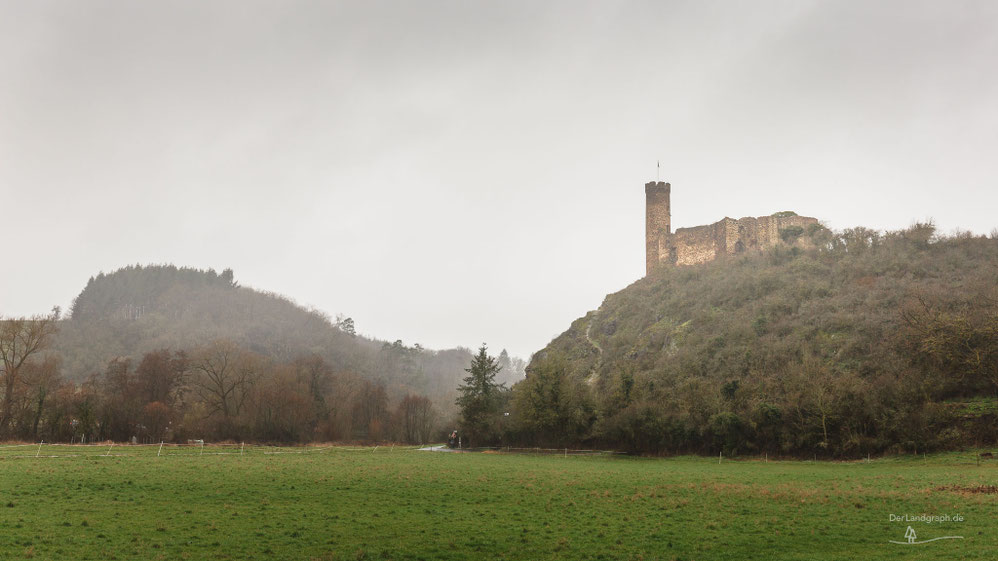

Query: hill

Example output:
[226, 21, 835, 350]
[512, 224, 998, 456]
[55, 265, 523, 407]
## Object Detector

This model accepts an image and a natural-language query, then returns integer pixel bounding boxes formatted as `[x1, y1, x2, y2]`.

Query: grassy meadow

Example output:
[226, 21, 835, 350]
[0, 445, 995, 560]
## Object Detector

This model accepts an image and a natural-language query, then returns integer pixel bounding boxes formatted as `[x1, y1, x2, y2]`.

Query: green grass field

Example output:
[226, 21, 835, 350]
[0, 445, 995, 560]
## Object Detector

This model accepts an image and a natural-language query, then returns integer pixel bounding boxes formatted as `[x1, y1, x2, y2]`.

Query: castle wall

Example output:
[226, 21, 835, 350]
[776, 215, 818, 231]
[642, 179, 818, 274]
[668, 222, 721, 265]
[722, 215, 781, 253]
[652, 214, 818, 270]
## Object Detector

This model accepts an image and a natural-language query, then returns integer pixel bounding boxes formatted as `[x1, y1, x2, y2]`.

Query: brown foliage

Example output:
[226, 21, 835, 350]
[0, 313, 58, 437]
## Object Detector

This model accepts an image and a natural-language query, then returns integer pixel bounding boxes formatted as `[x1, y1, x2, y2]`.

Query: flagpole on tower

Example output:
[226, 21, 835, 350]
[657, 160, 660, 182]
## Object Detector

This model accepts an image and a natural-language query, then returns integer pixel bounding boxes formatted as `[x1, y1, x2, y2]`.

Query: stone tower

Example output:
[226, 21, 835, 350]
[645, 181, 671, 275]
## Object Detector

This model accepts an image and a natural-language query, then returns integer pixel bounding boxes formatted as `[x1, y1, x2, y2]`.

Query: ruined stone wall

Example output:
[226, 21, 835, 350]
[652, 213, 818, 270]
[667, 222, 721, 265]
[776, 215, 818, 231]
[722, 216, 781, 253]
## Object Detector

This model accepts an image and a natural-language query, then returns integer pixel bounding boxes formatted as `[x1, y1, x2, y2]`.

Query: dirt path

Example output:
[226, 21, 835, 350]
[417, 445, 455, 452]
[584, 310, 604, 385]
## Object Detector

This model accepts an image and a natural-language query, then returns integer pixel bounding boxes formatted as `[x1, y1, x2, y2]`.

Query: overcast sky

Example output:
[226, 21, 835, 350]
[2, 1, 996, 359]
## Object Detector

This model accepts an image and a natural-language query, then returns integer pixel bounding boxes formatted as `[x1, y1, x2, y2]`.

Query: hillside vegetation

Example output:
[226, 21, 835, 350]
[512, 224, 998, 456]
[57, 265, 504, 399]
[0, 265, 525, 444]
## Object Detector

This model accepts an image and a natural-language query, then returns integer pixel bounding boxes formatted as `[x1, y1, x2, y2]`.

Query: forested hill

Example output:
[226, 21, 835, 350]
[514, 224, 998, 456]
[55, 265, 523, 407]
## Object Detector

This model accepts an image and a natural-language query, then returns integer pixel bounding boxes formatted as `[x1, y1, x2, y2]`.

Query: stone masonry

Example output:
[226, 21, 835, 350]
[645, 181, 818, 275]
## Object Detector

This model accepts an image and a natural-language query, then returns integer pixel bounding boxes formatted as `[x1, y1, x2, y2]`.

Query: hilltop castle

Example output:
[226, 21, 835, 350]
[645, 181, 818, 275]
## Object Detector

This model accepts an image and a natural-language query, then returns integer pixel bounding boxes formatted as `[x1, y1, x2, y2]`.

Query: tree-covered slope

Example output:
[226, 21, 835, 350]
[59, 265, 373, 380]
[516, 225, 998, 456]
[54, 265, 521, 408]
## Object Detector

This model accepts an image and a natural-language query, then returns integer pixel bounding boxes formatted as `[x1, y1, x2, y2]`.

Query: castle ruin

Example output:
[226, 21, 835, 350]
[645, 181, 818, 275]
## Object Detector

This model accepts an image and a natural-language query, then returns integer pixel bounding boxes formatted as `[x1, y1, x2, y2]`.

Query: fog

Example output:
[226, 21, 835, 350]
[2, 1, 996, 358]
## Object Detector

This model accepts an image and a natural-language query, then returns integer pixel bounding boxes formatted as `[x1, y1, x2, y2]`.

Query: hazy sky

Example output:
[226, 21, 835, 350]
[2, 1, 996, 359]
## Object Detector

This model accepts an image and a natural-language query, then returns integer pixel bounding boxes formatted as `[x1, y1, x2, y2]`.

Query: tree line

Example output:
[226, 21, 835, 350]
[1, 318, 439, 444]
[53, 264, 524, 411]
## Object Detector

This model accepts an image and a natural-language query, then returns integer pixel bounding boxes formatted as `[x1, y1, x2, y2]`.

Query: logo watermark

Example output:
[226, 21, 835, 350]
[887, 514, 964, 545]
[889, 513, 963, 524]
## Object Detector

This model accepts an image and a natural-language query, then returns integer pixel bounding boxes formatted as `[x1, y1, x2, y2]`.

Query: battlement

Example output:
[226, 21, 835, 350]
[645, 180, 818, 274]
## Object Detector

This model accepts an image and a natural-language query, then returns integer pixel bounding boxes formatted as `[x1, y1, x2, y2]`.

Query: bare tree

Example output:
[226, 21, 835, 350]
[135, 349, 188, 406]
[190, 340, 261, 422]
[22, 356, 61, 439]
[143, 401, 171, 442]
[351, 379, 388, 441]
[0, 313, 58, 437]
[291, 354, 333, 420]
[250, 365, 313, 442]
[902, 291, 998, 391]
[393, 394, 436, 444]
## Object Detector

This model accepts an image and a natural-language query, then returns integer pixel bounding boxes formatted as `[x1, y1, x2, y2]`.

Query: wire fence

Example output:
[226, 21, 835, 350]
[417, 444, 619, 456]
[3, 442, 985, 464]
[0, 441, 621, 460]
[0, 441, 428, 460]
[488, 446, 617, 456]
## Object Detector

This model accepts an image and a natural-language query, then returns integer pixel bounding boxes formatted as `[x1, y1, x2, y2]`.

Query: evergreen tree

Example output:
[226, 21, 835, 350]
[456, 344, 506, 447]
[510, 353, 594, 447]
[497, 349, 512, 373]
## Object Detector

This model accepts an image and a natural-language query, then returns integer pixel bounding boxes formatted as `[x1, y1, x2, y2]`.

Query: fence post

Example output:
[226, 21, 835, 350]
[240, 442, 244, 456]
[718, 451, 722, 465]
[200, 441, 204, 456]
[157, 441, 164, 457]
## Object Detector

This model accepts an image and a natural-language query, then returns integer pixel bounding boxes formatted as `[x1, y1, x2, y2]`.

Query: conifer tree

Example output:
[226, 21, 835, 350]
[456, 344, 506, 447]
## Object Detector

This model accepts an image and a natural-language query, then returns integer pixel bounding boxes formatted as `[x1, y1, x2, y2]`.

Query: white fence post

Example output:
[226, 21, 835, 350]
[200, 441, 204, 456]
[240, 442, 244, 456]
